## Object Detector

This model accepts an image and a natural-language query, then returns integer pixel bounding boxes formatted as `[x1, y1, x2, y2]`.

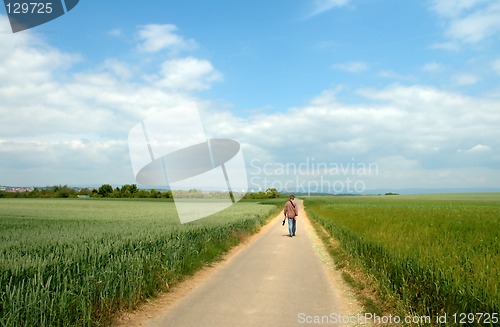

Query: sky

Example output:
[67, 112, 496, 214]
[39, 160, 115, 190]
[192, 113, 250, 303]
[1, 0, 500, 193]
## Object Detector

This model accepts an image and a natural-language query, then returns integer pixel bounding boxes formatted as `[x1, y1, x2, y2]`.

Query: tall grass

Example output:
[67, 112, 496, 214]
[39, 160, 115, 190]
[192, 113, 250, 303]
[0, 198, 278, 326]
[305, 195, 500, 325]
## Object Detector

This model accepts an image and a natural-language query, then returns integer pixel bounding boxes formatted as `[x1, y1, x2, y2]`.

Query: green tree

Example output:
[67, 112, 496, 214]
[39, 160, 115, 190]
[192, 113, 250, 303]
[129, 184, 138, 194]
[150, 189, 160, 198]
[56, 186, 75, 198]
[119, 184, 139, 198]
[162, 190, 173, 198]
[265, 188, 280, 198]
[77, 188, 92, 196]
[98, 184, 113, 197]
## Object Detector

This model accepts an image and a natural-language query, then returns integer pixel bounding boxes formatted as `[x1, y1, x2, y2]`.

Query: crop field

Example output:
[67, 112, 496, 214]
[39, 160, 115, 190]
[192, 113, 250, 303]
[0, 198, 280, 326]
[305, 194, 500, 325]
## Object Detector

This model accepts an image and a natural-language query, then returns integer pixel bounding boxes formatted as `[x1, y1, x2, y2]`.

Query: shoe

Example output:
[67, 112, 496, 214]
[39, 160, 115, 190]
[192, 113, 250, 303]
[289, 234, 292, 237]
[292, 233, 295, 236]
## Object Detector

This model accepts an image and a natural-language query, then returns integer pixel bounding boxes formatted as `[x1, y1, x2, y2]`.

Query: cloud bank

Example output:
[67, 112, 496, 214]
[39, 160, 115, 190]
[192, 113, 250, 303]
[1, 14, 499, 192]
[431, 0, 500, 47]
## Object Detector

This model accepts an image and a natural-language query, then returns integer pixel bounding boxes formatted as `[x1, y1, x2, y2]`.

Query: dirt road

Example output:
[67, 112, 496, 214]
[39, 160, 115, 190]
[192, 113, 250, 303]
[117, 200, 364, 326]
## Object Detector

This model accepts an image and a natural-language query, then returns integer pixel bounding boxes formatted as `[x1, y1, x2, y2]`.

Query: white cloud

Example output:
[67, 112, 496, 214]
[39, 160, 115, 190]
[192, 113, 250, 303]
[0, 24, 79, 88]
[378, 70, 414, 81]
[306, 0, 350, 18]
[430, 0, 490, 18]
[333, 61, 368, 73]
[0, 138, 131, 186]
[101, 59, 134, 80]
[0, 16, 222, 185]
[1, 14, 499, 191]
[447, 4, 500, 43]
[155, 57, 222, 91]
[430, 41, 461, 51]
[453, 73, 480, 85]
[492, 58, 500, 75]
[422, 61, 444, 73]
[107, 28, 123, 37]
[218, 84, 499, 161]
[458, 144, 492, 153]
[430, 1, 500, 45]
[136, 24, 197, 53]
[201, 84, 500, 191]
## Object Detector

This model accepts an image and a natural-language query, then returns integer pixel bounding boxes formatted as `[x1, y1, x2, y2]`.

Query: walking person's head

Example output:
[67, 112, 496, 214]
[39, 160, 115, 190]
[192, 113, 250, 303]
[290, 195, 295, 200]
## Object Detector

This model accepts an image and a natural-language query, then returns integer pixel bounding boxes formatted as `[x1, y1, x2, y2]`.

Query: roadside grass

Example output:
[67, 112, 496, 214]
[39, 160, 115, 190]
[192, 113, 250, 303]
[304, 194, 500, 326]
[308, 215, 399, 319]
[0, 198, 280, 326]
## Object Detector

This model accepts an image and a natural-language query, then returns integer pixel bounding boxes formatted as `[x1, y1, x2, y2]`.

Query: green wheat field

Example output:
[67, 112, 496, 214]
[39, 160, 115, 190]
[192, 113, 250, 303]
[2, 194, 499, 326]
[0, 198, 279, 326]
[305, 193, 500, 326]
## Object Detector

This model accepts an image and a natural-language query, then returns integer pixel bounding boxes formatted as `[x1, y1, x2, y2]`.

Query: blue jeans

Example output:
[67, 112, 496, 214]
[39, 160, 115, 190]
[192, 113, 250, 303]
[288, 217, 296, 236]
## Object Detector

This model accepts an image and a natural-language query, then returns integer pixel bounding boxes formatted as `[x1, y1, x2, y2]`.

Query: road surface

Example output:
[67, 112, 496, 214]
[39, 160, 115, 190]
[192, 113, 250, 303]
[118, 200, 363, 326]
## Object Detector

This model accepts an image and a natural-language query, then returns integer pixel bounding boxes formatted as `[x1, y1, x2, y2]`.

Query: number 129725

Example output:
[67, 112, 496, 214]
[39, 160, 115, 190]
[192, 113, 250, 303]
[5, 2, 53, 14]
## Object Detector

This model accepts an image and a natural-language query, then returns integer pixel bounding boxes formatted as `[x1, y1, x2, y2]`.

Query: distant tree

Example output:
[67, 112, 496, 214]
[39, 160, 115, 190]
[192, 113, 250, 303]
[77, 188, 92, 196]
[98, 184, 113, 197]
[56, 186, 75, 198]
[29, 188, 40, 198]
[135, 189, 150, 198]
[243, 188, 284, 199]
[118, 184, 139, 198]
[130, 184, 138, 194]
[265, 188, 281, 198]
[162, 190, 173, 198]
[150, 189, 161, 198]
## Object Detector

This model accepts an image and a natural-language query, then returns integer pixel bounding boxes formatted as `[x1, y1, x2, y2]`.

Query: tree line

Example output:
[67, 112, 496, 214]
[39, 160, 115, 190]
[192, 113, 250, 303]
[0, 185, 284, 200]
[0, 184, 173, 199]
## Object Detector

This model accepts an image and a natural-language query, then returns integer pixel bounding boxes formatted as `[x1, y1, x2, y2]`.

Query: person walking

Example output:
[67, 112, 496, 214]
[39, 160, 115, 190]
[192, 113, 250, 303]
[283, 195, 298, 237]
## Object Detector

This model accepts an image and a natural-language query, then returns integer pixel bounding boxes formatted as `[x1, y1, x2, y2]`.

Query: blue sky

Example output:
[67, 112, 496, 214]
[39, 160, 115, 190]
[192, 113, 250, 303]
[1, 0, 500, 193]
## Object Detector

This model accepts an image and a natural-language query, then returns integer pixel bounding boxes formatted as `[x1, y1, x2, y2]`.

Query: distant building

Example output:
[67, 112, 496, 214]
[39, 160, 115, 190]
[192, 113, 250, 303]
[5, 187, 34, 193]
